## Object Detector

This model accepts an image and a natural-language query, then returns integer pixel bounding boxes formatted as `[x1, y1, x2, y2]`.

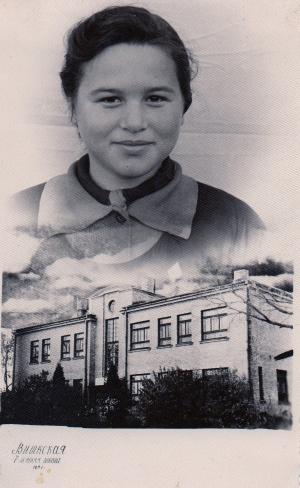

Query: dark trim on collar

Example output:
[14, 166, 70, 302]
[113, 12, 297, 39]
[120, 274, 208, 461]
[76, 154, 176, 205]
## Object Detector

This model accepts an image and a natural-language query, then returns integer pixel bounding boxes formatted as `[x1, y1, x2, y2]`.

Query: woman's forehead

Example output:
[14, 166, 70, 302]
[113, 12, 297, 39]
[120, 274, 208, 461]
[79, 43, 180, 91]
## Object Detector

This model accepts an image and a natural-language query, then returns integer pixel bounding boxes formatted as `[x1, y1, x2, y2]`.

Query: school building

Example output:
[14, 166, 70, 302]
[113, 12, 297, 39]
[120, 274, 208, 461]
[12, 270, 293, 411]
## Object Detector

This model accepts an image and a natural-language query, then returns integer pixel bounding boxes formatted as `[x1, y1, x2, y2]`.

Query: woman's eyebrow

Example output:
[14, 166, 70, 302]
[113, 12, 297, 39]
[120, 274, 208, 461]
[90, 86, 176, 96]
[90, 88, 121, 96]
[146, 86, 175, 93]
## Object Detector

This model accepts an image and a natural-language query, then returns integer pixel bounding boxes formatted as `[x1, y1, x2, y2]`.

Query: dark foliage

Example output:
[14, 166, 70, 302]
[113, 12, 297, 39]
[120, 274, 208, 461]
[0, 367, 290, 429]
[52, 363, 65, 389]
[94, 364, 130, 427]
[134, 369, 288, 429]
[0, 368, 83, 426]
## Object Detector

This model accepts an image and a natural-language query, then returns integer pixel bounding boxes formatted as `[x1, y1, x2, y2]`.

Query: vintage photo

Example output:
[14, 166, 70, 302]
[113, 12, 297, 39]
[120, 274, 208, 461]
[1, 0, 295, 433]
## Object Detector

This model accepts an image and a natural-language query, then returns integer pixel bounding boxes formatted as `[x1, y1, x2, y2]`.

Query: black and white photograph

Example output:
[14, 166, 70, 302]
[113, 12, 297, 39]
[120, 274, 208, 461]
[0, 0, 298, 486]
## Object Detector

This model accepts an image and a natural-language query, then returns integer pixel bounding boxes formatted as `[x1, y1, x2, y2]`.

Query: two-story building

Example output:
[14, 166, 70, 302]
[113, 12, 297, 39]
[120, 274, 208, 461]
[12, 270, 293, 411]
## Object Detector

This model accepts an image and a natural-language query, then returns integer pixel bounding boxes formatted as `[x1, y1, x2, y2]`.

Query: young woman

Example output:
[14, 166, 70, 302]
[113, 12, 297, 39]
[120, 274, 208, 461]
[9, 5, 264, 277]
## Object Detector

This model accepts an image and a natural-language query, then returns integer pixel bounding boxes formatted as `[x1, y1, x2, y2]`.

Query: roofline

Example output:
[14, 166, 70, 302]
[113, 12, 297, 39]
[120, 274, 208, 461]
[89, 284, 163, 299]
[123, 280, 249, 312]
[249, 280, 293, 300]
[123, 279, 293, 312]
[14, 314, 96, 336]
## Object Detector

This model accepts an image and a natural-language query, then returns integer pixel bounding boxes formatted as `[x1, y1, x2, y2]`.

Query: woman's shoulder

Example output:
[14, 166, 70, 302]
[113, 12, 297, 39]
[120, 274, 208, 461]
[194, 180, 265, 230]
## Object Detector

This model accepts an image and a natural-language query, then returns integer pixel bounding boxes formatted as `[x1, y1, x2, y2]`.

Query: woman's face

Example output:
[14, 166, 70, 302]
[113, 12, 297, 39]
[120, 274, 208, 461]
[74, 43, 185, 187]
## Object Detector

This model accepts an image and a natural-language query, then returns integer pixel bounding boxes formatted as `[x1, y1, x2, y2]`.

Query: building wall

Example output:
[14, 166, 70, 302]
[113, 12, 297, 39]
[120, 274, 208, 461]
[248, 284, 293, 411]
[14, 319, 87, 388]
[12, 282, 293, 416]
[89, 287, 160, 385]
[126, 287, 249, 381]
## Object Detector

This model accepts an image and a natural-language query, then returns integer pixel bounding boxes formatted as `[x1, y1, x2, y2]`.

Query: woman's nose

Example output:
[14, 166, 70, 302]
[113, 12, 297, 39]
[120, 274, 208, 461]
[119, 102, 147, 132]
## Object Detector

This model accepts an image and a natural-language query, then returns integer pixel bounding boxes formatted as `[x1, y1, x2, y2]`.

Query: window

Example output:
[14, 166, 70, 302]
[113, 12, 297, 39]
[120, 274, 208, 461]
[130, 374, 150, 400]
[74, 332, 84, 358]
[41, 338, 51, 362]
[108, 300, 116, 312]
[201, 308, 228, 341]
[105, 318, 119, 374]
[130, 321, 150, 350]
[258, 366, 264, 401]
[177, 313, 192, 344]
[178, 369, 193, 379]
[158, 316, 171, 347]
[30, 340, 39, 364]
[61, 335, 71, 360]
[277, 369, 289, 404]
[202, 368, 229, 378]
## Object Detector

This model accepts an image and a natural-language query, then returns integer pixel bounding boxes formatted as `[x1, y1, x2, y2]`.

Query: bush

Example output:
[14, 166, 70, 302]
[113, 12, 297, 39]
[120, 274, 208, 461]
[1, 366, 83, 426]
[134, 368, 286, 428]
[95, 364, 129, 427]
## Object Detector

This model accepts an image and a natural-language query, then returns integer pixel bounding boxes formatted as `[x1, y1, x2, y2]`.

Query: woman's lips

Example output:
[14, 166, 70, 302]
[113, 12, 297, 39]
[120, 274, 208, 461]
[113, 140, 154, 146]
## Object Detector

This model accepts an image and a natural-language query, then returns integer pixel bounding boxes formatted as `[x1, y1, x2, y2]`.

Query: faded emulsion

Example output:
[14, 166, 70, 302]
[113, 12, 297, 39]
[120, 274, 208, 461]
[1, 5, 293, 430]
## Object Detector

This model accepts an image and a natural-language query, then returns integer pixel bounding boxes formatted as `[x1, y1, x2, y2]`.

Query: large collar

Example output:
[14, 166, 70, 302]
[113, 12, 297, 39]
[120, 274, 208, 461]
[38, 159, 198, 239]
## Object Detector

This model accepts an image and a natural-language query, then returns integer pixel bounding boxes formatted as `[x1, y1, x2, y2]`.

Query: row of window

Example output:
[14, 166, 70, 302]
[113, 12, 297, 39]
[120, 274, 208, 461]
[130, 309, 228, 350]
[29, 333, 84, 364]
[130, 368, 228, 400]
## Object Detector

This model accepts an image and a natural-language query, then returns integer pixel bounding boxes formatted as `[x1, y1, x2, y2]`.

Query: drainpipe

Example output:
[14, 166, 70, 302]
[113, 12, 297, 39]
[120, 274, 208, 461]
[125, 309, 129, 385]
[246, 286, 253, 399]
[12, 332, 17, 389]
[84, 318, 89, 404]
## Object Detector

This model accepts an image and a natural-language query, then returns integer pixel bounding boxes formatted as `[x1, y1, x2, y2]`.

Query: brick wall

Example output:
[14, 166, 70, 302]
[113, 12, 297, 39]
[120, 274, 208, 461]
[247, 284, 293, 411]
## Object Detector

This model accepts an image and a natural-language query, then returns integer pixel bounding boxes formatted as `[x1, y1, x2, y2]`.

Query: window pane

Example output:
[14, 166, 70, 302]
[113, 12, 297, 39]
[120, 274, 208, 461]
[30, 341, 39, 363]
[42, 339, 51, 361]
[74, 333, 84, 357]
[201, 309, 228, 340]
[130, 322, 150, 349]
[130, 374, 150, 399]
[177, 313, 192, 344]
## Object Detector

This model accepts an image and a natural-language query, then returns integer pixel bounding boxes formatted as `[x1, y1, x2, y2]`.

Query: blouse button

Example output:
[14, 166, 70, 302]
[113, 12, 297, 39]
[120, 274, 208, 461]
[115, 213, 126, 224]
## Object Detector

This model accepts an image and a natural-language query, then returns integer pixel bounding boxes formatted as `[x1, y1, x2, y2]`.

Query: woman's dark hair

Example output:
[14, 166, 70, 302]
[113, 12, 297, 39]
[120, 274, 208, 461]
[60, 5, 197, 115]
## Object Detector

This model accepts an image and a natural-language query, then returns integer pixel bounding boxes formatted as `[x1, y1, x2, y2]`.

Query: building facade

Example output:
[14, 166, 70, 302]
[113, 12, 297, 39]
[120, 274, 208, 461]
[12, 271, 293, 411]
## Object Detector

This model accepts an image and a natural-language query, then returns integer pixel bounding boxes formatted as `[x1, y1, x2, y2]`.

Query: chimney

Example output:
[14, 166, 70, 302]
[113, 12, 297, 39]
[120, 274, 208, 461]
[76, 298, 89, 317]
[233, 269, 249, 282]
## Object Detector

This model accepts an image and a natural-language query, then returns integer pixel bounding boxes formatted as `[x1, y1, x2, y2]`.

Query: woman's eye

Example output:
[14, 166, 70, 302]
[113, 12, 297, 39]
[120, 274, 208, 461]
[146, 95, 167, 104]
[98, 96, 121, 105]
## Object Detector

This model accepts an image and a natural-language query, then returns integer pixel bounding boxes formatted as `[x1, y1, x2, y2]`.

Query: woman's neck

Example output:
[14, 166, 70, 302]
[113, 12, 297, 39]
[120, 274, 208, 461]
[89, 155, 162, 190]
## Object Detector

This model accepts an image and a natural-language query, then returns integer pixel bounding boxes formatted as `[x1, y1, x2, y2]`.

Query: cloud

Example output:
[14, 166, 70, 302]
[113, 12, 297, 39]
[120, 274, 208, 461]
[3, 230, 41, 273]
[3, 297, 50, 313]
[44, 256, 151, 294]
[2, 294, 73, 314]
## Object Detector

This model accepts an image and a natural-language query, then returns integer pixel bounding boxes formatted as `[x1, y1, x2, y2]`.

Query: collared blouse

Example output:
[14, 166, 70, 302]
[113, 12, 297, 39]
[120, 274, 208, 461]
[8, 155, 265, 277]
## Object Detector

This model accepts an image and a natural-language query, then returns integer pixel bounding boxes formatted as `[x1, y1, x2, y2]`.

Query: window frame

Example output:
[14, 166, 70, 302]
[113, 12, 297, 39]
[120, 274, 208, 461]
[130, 373, 151, 401]
[276, 369, 289, 404]
[130, 321, 150, 350]
[258, 366, 265, 402]
[41, 338, 51, 362]
[105, 317, 119, 374]
[158, 316, 172, 347]
[61, 335, 71, 360]
[201, 307, 228, 341]
[177, 313, 192, 345]
[202, 367, 229, 378]
[74, 332, 84, 358]
[30, 340, 39, 364]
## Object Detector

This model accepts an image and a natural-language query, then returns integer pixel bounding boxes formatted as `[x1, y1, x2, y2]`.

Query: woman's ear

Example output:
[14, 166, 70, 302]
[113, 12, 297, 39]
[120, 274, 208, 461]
[181, 114, 185, 126]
